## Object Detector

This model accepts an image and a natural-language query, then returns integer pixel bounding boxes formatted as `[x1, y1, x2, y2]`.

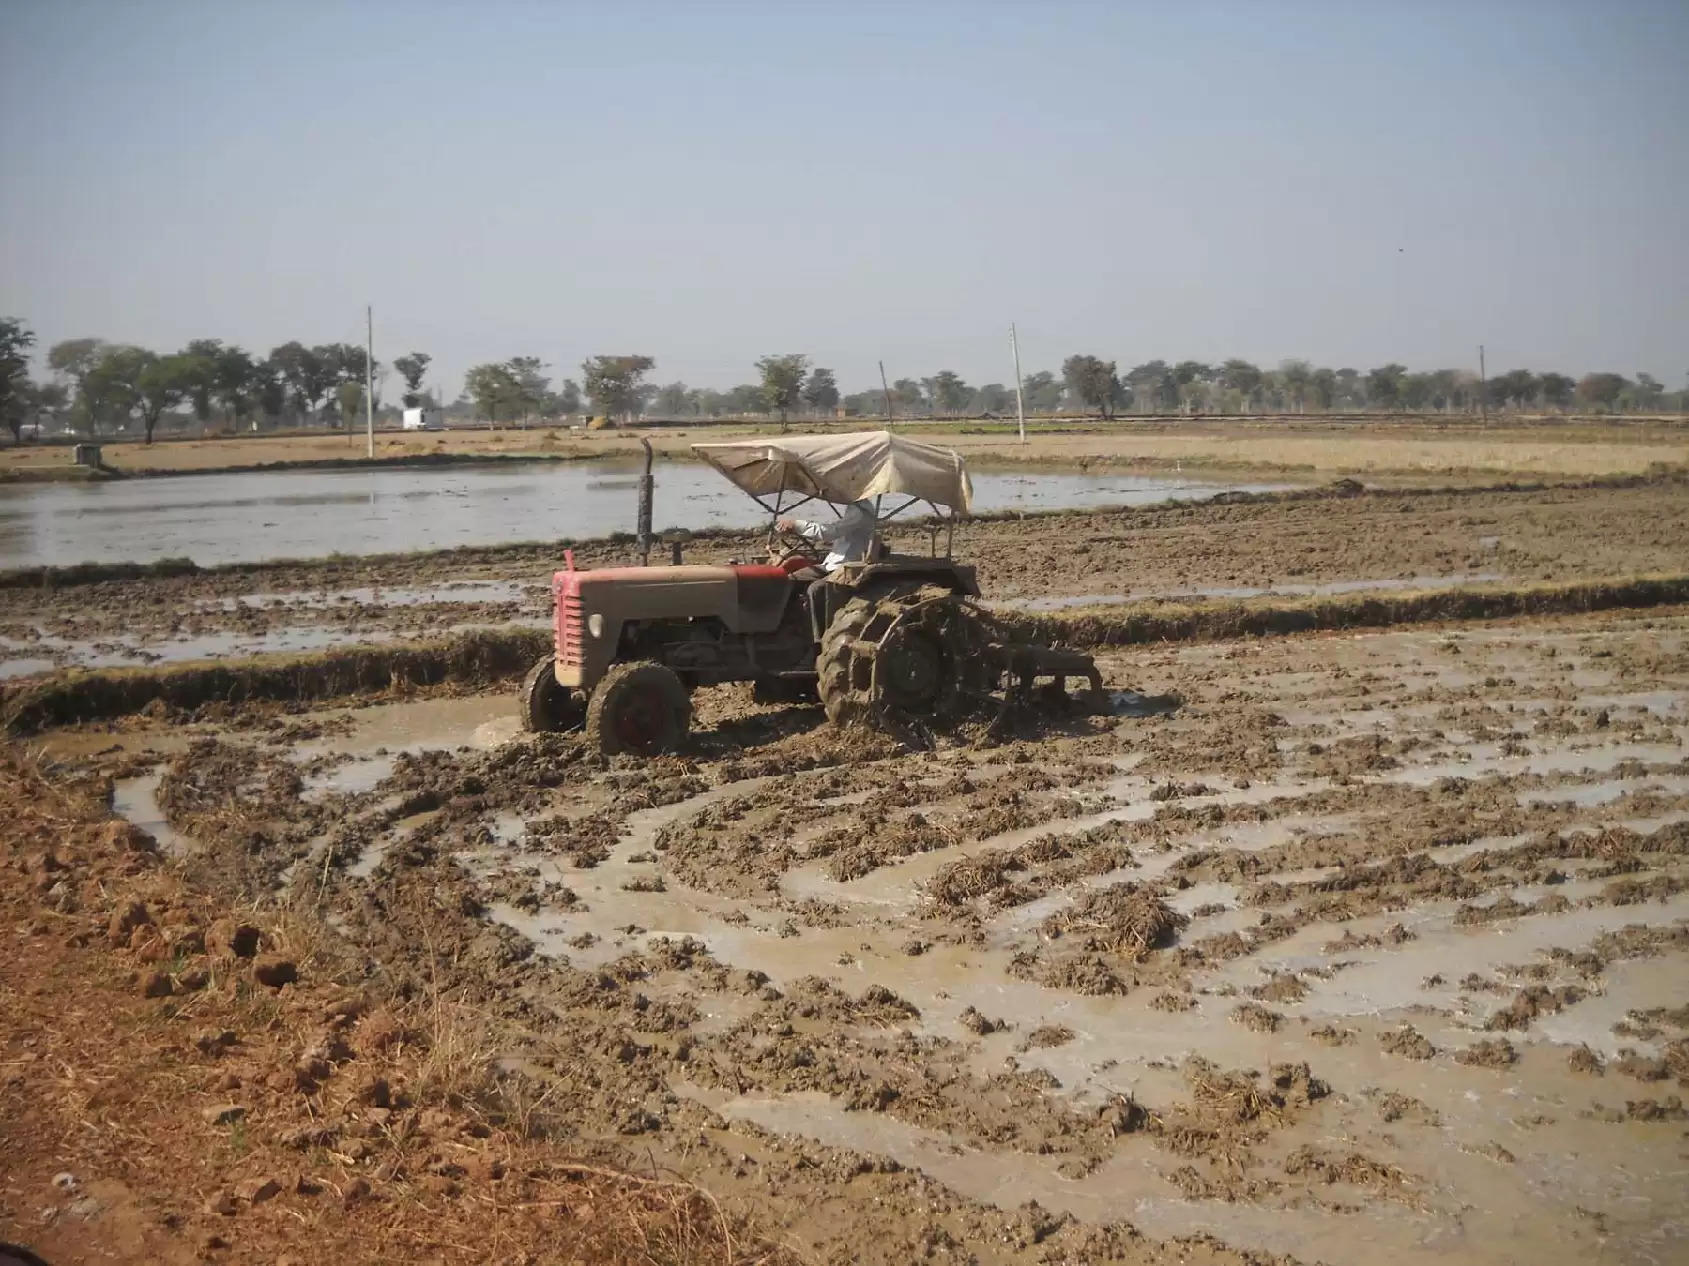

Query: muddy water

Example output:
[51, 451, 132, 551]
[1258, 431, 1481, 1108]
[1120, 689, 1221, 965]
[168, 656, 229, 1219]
[0, 461, 1291, 568]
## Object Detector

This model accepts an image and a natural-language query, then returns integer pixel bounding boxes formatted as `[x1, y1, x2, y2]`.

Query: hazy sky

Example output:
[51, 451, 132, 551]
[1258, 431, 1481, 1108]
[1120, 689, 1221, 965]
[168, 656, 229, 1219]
[3, 0, 1685, 398]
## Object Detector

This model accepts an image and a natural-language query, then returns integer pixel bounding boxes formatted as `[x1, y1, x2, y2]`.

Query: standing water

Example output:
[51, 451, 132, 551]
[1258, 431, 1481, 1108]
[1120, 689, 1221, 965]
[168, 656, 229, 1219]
[0, 460, 1291, 568]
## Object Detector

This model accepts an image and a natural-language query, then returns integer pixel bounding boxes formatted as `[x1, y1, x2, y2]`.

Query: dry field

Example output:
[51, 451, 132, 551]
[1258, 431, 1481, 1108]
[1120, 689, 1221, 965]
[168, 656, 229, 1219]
[2, 414, 1684, 482]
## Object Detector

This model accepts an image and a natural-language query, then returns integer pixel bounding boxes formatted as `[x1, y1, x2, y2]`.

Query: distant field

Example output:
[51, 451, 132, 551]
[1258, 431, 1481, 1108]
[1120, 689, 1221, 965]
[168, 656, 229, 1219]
[1, 414, 1683, 481]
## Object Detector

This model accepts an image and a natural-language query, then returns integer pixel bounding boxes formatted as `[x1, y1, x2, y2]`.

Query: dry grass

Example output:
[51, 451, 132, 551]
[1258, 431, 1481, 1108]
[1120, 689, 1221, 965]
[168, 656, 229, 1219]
[6, 415, 1683, 481]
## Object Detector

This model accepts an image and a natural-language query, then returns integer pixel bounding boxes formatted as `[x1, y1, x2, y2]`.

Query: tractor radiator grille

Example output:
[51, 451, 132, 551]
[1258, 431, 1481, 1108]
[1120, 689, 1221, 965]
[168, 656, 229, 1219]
[555, 573, 584, 665]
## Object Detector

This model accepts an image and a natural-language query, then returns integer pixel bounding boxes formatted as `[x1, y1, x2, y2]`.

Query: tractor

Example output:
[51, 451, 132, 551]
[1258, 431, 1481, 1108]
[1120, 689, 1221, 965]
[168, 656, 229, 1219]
[519, 430, 1104, 754]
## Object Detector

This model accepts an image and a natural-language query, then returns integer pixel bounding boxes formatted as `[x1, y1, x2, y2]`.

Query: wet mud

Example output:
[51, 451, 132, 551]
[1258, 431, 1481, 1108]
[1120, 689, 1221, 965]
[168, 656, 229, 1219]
[41, 601, 1689, 1265]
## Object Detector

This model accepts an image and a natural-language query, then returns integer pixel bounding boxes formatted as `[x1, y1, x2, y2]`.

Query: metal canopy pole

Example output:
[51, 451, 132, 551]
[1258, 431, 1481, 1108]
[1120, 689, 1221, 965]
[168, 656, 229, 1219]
[637, 437, 654, 565]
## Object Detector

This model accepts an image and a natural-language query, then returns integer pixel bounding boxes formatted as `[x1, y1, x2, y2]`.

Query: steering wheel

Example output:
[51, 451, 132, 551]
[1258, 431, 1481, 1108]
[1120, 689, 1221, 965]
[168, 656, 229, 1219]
[769, 532, 814, 566]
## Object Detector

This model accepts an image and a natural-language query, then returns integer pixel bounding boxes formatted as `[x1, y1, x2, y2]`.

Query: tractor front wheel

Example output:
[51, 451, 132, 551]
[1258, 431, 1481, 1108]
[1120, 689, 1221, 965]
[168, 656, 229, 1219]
[519, 654, 584, 732]
[585, 662, 691, 756]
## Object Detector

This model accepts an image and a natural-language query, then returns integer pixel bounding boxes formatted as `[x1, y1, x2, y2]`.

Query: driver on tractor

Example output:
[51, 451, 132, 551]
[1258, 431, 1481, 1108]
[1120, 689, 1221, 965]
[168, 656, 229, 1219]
[776, 498, 878, 574]
[776, 497, 879, 639]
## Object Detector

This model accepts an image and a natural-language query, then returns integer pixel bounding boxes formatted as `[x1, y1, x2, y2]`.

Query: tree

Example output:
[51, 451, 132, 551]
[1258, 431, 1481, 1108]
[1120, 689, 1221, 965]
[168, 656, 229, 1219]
[1125, 360, 1176, 413]
[1308, 368, 1337, 411]
[891, 378, 926, 414]
[653, 381, 694, 416]
[973, 382, 1011, 414]
[47, 338, 107, 433]
[325, 343, 369, 388]
[135, 352, 196, 443]
[1172, 361, 1213, 413]
[82, 345, 151, 434]
[1278, 360, 1312, 413]
[1488, 369, 1538, 411]
[1365, 364, 1407, 410]
[557, 378, 583, 414]
[755, 354, 809, 425]
[0, 318, 36, 441]
[1062, 355, 1123, 419]
[725, 383, 764, 414]
[268, 342, 335, 422]
[253, 361, 287, 422]
[928, 370, 971, 415]
[464, 362, 522, 425]
[1538, 372, 1575, 409]
[1575, 373, 1626, 411]
[1399, 372, 1434, 411]
[802, 367, 839, 414]
[213, 347, 259, 427]
[839, 390, 881, 417]
[1021, 370, 1062, 412]
[183, 339, 225, 427]
[336, 380, 365, 430]
[1219, 360, 1263, 411]
[506, 356, 550, 422]
[581, 355, 656, 423]
[1624, 372, 1665, 412]
[393, 352, 432, 409]
[32, 382, 68, 426]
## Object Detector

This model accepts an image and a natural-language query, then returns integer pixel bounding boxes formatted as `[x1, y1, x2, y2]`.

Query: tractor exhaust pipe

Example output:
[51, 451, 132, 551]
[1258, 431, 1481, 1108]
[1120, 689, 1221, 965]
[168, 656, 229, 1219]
[637, 437, 654, 566]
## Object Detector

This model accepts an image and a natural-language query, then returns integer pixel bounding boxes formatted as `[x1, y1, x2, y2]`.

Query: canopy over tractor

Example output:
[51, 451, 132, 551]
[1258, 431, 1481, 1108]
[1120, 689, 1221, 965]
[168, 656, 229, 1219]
[520, 430, 1106, 755]
[692, 430, 974, 516]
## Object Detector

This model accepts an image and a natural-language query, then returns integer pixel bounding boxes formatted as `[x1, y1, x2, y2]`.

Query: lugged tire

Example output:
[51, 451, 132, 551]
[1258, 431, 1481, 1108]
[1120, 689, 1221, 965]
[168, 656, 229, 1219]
[519, 653, 583, 732]
[584, 661, 691, 756]
[817, 595, 877, 726]
[817, 584, 970, 730]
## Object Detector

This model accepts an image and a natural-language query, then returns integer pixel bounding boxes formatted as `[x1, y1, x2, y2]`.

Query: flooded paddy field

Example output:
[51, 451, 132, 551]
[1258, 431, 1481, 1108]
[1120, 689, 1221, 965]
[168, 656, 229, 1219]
[4, 475, 1687, 679]
[34, 604, 1689, 1265]
[0, 459, 1291, 570]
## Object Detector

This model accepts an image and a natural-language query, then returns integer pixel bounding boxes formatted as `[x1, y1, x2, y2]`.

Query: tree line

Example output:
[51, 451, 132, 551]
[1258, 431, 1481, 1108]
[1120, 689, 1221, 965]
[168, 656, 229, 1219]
[1042, 358, 1679, 419]
[3, 315, 1682, 443]
[0, 317, 448, 443]
[457, 353, 839, 426]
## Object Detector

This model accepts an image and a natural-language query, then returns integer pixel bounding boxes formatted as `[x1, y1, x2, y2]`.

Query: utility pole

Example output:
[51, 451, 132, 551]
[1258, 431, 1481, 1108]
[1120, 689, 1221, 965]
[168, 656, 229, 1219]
[1477, 344, 1488, 424]
[1010, 323, 1027, 444]
[365, 305, 375, 458]
[879, 360, 893, 425]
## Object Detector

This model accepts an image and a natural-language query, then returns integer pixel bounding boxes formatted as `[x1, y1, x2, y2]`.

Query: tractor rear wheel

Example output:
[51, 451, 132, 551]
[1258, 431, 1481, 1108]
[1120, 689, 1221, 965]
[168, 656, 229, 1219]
[585, 661, 691, 756]
[519, 654, 584, 732]
[817, 585, 987, 730]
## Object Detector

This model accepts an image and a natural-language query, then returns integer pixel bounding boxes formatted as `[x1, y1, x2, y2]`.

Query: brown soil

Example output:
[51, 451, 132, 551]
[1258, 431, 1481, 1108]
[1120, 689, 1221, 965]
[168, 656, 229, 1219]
[9, 563, 1689, 1264]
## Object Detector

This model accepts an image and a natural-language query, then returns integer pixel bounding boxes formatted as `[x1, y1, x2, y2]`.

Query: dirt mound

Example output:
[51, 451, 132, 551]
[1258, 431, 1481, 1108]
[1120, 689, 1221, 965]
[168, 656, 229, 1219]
[1456, 1038, 1519, 1068]
[1283, 1146, 1410, 1191]
[1041, 883, 1187, 957]
[1485, 984, 1586, 1031]
[1380, 1026, 1437, 1060]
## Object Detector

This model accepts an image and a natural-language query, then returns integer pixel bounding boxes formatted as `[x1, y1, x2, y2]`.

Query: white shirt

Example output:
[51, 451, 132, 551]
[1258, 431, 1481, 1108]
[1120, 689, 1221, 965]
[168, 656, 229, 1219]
[796, 500, 877, 571]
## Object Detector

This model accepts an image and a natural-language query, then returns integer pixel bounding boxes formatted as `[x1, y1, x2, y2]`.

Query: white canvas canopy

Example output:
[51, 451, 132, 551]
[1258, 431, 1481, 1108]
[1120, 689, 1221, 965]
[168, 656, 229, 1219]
[691, 430, 974, 515]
